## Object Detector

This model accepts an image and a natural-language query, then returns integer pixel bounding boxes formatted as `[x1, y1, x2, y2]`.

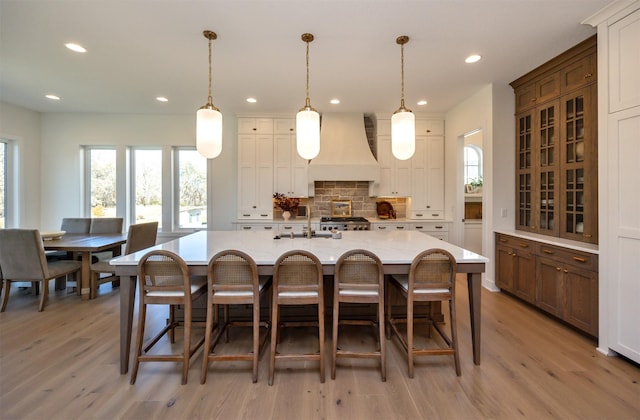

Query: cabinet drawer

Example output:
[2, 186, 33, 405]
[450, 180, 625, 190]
[537, 244, 597, 271]
[237, 223, 277, 231]
[408, 210, 443, 220]
[237, 211, 273, 219]
[495, 234, 535, 251]
[371, 223, 409, 231]
[411, 223, 448, 232]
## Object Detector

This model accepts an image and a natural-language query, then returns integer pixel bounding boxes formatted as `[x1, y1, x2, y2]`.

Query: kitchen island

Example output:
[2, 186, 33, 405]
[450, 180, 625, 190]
[111, 229, 488, 374]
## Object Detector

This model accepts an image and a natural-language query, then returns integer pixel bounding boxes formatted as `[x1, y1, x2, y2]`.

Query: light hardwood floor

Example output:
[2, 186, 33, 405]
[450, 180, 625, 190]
[1, 276, 638, 419]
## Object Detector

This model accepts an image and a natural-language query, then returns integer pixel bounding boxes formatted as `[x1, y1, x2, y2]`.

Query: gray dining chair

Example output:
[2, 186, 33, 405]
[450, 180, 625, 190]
[89, 217, 123, 234]
[90, 221, 158, 298]
[0, 229, 82, 311]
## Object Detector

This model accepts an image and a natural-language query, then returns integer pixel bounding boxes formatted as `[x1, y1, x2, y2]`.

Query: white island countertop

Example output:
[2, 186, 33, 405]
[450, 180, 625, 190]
[112, 229, 487, 268]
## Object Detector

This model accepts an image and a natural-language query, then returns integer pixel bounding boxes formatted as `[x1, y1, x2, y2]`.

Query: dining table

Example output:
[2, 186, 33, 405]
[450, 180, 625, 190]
[111, 229, 489, 374]
[43, 233, 128, 300]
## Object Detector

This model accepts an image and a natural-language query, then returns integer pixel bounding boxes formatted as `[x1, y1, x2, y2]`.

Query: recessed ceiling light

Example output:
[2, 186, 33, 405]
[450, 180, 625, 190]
[45, 94, 60, 100]
[156, 96, 168, 102]
[417, 100, 428, 106]
[465, 54, 482, 64]
[330, 99, 340, 105]
[246, 97, 257, 103]
[65, 43, 87, 53]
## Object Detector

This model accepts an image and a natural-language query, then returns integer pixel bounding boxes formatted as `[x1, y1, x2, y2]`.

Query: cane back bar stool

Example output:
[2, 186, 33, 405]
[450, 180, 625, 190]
[130, 250, 206, 385]
[269, 250, 325, 386]
[332, 249, 386, 381]
[387, 248, 461, 378]
[201, 250, 272, 384]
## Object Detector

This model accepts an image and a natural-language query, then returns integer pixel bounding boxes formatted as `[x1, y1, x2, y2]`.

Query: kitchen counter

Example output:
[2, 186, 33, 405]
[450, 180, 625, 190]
[494, 229, 598, 254]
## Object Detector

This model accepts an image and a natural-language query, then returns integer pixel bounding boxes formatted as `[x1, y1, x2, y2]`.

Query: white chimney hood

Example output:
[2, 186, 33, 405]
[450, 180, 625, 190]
[307, 113, 380, 187]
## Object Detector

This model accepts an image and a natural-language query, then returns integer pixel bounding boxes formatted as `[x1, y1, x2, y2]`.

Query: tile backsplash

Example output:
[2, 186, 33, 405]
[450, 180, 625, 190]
[274, 181, 406, 219]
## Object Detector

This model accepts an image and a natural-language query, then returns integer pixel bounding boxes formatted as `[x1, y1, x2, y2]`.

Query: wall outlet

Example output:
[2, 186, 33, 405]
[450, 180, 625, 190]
[501, 208, 508, 218]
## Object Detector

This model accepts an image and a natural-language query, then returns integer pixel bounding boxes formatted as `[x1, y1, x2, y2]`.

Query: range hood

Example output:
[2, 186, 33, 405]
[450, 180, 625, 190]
[307, 113, 380, 184]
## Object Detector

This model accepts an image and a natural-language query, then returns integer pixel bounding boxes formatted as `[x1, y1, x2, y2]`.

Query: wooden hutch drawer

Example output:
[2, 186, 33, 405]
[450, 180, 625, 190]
[537, 244, 597, 271]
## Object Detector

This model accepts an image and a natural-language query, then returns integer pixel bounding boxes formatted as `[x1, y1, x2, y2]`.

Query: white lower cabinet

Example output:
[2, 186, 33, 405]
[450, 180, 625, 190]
[236, 223, 277, 232]
[370, 222, 409, 231]
[410, 221, 450, 241]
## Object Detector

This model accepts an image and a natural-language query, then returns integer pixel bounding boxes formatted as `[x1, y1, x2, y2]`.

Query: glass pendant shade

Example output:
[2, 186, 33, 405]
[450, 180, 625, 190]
[196, 106, 222, 159]
[296, 108, 320, 160]
[391, 109, 415, 160]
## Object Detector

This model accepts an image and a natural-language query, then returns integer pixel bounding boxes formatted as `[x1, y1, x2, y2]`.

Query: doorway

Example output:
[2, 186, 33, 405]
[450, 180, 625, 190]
[460, 129, 483, 254]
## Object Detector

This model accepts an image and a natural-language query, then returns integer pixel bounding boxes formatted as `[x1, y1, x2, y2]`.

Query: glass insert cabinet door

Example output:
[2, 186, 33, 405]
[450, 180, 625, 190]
[560, 88, 597, 243]
[516, 111, 534, 231]
[538, 101, 559, 236]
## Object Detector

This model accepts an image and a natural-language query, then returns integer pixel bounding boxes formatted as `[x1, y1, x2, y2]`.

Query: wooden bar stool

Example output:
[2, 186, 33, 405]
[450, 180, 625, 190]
[269, 250, 325, 386]
[130, 250, 206, 385]
[332, 249, 386, 381]
[201, 250, 271, 384]
[387, 248, 461, 378]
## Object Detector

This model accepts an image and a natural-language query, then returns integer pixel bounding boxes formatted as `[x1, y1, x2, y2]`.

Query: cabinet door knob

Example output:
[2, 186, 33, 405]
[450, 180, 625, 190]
[563, 269, 569, 274]
[584, 73, 592, 78]
[556, 267, 561, 271]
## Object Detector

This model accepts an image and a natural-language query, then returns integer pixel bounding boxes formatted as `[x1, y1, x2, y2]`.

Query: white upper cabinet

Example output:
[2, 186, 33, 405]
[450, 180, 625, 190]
[237, 118, 274, 219]
[376, 120, 411, 197]
[238, 118, 274, 134]
[274, 119, 308, 197]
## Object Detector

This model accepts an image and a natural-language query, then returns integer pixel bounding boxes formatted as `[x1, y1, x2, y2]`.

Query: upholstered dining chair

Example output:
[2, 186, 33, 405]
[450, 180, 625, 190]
[130, 249, 207, 385]
[269, 250, 325, 386]
[332, 249, 386, 381]
[387, 248, 461, 377]
[89, 217, 123, 234]
[0, 229, 82, 312]
[61, 217, 91, 234]
[89, 221, 158, 299]
[201, 250, 271, 384]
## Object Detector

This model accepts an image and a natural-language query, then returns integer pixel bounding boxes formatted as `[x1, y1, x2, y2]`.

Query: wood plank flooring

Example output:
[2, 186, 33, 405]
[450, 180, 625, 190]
[1, 276, 638, 419]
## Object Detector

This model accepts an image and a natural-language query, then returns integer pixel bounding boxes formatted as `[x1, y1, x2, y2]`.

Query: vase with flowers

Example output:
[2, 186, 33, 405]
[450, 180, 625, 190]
[273, 192, 300, 220]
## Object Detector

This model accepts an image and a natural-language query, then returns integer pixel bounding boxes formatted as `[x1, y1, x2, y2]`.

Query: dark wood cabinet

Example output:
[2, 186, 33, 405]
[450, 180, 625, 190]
[495, 234, 536, 304]
[511, 35, 597, 244]
[495, 233, 598, 337]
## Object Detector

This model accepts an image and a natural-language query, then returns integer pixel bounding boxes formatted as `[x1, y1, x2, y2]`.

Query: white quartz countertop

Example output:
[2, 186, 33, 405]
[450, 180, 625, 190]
[112, 230, 487, 267]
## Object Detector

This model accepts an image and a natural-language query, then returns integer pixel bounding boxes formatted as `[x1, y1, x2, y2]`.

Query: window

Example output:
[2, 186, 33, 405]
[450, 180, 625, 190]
[133, 149, 162, 226]
[0, 141, 6, 228]
[175, 148, 207, 229]
[464, 145, 482, 187]
[86, 148, 117, 217]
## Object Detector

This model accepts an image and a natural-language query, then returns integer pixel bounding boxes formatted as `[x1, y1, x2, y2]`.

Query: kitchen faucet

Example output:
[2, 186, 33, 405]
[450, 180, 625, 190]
[306, 205, 312, 239]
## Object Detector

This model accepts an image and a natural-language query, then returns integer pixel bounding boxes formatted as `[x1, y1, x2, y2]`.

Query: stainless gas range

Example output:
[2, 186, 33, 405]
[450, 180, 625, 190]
[319, 216, 371, 231]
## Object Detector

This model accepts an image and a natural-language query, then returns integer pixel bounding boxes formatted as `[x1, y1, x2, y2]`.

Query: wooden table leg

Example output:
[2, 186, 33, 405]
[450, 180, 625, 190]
[80, 251, 91, 300]
[467, 272, 482, 365]
[120, 275, 136, 375]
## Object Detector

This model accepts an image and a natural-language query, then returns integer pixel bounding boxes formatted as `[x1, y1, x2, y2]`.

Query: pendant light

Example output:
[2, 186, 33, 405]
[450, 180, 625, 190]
[196, 30, 222, 159]
[296, 33, 320, 160]
[391, 35, 415, 160]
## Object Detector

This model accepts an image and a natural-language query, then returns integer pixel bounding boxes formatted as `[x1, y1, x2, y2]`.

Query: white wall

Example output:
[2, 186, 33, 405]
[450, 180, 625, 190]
[0, 102, 42, 228]
[1, 109, 238, 231]
[444, 83, 515, 290]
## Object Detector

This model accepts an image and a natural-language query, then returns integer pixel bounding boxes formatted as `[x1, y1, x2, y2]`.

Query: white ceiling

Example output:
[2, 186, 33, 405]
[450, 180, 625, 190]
[0, 0, 611, 117]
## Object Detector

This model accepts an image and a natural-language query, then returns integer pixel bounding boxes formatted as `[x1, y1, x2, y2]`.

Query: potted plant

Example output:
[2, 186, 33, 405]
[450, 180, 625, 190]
[273, 193, 300, 220]
[466, 177, 483, 193]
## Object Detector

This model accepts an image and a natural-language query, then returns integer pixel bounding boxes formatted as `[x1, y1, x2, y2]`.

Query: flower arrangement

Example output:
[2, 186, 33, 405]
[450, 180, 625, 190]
[273, 192, 300, 213]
